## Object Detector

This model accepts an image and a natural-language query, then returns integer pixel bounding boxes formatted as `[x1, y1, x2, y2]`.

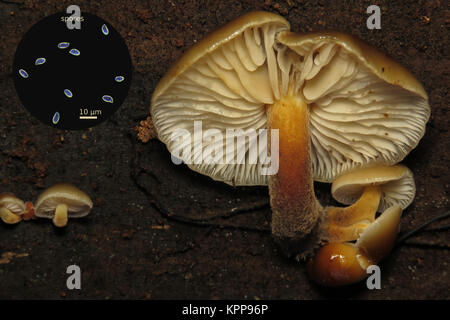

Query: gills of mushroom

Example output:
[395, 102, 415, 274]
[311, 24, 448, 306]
[270, 31, 429, 252]
[0, 193, 26, 224]
[34, 183, 93, 227]
[150, 11, 430, 257]
[308, 204, 402, 286]
[325, 165, 415, 242]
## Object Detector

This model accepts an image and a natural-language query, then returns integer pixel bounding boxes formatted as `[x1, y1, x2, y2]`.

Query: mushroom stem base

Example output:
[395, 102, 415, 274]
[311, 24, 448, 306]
[0, 207, 22, 224]
[53, 203, 68, 227]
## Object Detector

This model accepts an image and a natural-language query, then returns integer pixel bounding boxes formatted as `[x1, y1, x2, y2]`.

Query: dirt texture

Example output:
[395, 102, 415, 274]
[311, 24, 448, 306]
[0, 0, 448, 299]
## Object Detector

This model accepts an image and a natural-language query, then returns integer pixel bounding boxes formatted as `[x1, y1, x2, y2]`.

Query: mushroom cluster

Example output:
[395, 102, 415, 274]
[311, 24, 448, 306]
[0, 183, 93, 227]
[149, 11, 430, 286]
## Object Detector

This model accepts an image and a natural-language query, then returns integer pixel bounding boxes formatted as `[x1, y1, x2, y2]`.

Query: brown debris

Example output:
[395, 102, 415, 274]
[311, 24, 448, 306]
[136, 116, 157, 143]
[122, 229, 136, 239]
[135, 8, 153, 22]
[175, 38, 184, 48]
[3, 136, 49, 187]
[22, 201, 36, 221]
[421, 16, 431, 24]
[143, 292, 152, 300]
[0, 252, 29, 265]
[151, 225, 171, 230]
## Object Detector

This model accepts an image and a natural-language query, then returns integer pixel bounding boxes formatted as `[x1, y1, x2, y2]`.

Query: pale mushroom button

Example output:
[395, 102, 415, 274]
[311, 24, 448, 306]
[0, 193, 26, 224]
[34, 184, 93, 227]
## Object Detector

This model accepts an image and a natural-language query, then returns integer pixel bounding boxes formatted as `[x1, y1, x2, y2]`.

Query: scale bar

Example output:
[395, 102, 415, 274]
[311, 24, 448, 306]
[79, 116, 98, 120]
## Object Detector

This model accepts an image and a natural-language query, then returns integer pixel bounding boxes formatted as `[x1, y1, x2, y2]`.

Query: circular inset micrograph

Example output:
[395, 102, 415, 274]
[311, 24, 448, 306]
[13, 12, 132, 130]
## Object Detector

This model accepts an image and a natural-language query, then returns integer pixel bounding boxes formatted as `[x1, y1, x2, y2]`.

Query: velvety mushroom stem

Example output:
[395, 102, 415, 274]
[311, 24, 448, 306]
[53, 203, 68, 227]
[326, 185, 382, 242]
[0, 207, 22, 224]
[267, 92, 321, 249]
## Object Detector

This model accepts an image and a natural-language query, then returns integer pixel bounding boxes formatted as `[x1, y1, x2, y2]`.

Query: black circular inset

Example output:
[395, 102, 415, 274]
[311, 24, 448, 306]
[13, 12, 132, 130]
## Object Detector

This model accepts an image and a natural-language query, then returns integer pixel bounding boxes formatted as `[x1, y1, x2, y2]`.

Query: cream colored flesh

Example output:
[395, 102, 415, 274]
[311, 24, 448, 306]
[326, 185, 382, 242]
[0, 207, 22, 224]
[53, 203, 68, 227]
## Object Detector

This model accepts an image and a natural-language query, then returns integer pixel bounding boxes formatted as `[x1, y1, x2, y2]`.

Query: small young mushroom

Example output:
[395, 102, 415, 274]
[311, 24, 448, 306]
[308, 204, 402, 286]
[326, 164, 415, 242]
[150, 11, 429, 257]
[0, 193, 25, 224]
[34, 183, 93, 227]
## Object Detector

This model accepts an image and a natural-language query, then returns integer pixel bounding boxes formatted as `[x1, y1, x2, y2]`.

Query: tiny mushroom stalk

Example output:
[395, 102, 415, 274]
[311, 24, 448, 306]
[150, 12, 430, 259]
[0, 193, 25, 224]
[326, 164, 415, 242]
[34, 183, 93, 227]
[54, 203, 69, 227]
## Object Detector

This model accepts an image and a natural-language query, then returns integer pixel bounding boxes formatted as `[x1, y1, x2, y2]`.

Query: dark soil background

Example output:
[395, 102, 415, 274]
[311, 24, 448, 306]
[0, 0, 448, 299]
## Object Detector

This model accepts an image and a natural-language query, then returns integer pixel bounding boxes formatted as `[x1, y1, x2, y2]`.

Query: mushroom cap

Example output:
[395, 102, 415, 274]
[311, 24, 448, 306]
[152, 11, 290, 186]
[153, 11, 290, 99]
[34, 184, 93, 219]
[356, 204, 402, 267]
[0, 193, 25, 215]
[277, 31, 429, 182]
[151, 11, 430, 186]
[331, 165, 415, 212]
